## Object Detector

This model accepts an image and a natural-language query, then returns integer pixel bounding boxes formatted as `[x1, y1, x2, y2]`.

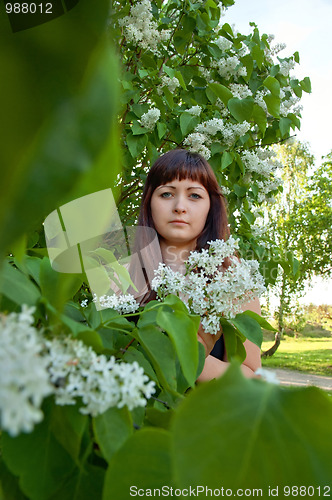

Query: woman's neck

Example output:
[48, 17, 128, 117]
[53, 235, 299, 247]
[159, 239, 195, 273]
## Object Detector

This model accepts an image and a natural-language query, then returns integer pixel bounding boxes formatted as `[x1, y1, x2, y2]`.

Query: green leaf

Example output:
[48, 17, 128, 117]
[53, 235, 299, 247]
[163, 294, 189, 314]
[14, 255, 42, 286]
[39, 257, 83, 310]
[162, 87, 174, 109]
[50, 405, 88, 461]
[279, 117, 292, 138]
[252, 104, 267, 133]
[230, 313, 263, 348]
[144, 408, 174, 430]
[242, 310, 276, 332]
[157, 122, 167, 139]
[103, 428, 172, 500]
[57, 308, 100, 341]
[0, 33, 120, 255]
[228, 97, 254, 122]
[0, 459, 27, 500]
[76, 329, 104, 352]
[290, 79, 303, 98]
[263, 94, 280, 117]
[172, 363, 332, 489]
[0, 260, 40, 306]
[222, 322, 246, 362]
[233, 184, 247, 197]
[93, 407, 133, 463]
[137, 324, 178, 392]
[122, 346, 159, 384]
[243, 210, 255, 224]
[180, 113, 199, 136]
[288, 112, 301, 130]
[175, 70, 187, 90]
[2, 399, 75, 500]
[221, 151, 234, 170]
[292, 256, 300, 275]
[126, 132, 148, 158]
[263, 76, 280, 96]
[208, 82, 233, 106]
[91, 247, 137, 293]
[49, 464, 105, 500]
[131, 120, 149, 135]
[240, 54, 254, 80]
[251, 45, 264, 69]
[156, 308, 199, 387]
[300, 76, 311, 93]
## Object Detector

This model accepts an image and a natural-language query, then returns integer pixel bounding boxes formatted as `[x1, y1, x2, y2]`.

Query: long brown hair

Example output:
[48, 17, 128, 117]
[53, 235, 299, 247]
[138, 148, 230, 249]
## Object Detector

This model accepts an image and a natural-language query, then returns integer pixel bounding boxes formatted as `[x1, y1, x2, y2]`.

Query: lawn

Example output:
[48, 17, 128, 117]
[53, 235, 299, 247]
[261, 336, 332, 377]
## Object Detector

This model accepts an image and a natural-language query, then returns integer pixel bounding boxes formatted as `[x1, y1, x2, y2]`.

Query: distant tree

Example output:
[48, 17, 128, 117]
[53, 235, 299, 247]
[262, 143, 332, 356]
[293, 153, 332, 280]
[262, 140, 313, 355]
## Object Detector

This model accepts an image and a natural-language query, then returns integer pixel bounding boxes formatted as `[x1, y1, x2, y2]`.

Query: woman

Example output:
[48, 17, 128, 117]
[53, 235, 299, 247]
[137, 148, 261, 381]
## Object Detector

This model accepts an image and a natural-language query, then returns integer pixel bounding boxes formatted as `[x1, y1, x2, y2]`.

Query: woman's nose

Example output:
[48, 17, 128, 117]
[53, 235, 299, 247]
[173, 197, 186, 213]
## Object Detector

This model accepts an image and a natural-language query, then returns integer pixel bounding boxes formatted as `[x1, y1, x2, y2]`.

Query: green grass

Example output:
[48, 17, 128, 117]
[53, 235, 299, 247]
[261, 336, 332, 377]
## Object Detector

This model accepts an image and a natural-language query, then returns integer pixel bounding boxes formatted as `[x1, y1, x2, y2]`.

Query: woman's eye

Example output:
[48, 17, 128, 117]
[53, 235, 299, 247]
[160, 192, 172, 198]
[190, 193, 202, 199]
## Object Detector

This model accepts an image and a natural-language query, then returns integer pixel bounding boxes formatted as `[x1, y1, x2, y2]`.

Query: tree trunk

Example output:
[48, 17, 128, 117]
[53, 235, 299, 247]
[261, 329, 283, 357]
[262, 275, 286, 358]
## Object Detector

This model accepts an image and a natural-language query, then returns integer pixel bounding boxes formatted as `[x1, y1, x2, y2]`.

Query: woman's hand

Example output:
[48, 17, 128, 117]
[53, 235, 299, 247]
[197, 322, 222, 357]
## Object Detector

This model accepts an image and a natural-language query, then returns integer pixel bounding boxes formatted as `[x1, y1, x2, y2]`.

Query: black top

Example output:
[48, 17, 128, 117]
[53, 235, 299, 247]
[210, 335, 225, 361]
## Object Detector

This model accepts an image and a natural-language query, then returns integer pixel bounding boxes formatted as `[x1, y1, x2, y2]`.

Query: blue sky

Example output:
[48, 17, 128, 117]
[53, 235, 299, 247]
[224, 0, 332, 304]
[223, 0, 332, 164]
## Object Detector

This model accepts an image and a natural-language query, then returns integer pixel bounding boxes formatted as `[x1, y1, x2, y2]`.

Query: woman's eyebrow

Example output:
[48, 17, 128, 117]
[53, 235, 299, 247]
[156, 185, 206, 190]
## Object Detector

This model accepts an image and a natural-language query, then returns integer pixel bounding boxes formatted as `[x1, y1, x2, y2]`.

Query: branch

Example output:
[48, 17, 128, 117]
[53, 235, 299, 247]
[249, 134, 297, 150]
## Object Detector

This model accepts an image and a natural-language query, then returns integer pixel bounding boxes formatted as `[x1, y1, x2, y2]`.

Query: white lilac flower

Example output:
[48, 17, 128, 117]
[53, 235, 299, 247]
[280, 95, 302, 117]
[152, 238, 266, 334]
[0, 306, 53, 436]
[151, 263, 186, 299]
[186, 105, 202, 116]
[215, 36, 232, 52]
[118, 0, 170, 55]
[46, 337, 156, 415]
[159, 76, 180, 93]
[229, 83, 253, 99]
[199, 67, 214, 83]
[214, 56, 247, 79]
[220, 185, 231, 197]
[255, 368, 279, 384]
[254, 89, 268, 113]
[183, 133, 211, 159]
[93, 293, 139, 314]
[279, 58, 295, 77]
[241, 150, 279, 178]
[195, 119, 250, 147]
[270, 42, 286, 56]
[80, 299, 89, 308]
[139, 108, 161, 130]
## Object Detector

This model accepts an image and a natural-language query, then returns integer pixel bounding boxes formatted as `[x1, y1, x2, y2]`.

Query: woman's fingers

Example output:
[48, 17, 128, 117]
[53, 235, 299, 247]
[197, 323, 222, 357]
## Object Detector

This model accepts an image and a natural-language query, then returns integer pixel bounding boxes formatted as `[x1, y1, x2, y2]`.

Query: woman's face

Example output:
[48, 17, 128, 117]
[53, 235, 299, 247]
[150, 178, 210, 249]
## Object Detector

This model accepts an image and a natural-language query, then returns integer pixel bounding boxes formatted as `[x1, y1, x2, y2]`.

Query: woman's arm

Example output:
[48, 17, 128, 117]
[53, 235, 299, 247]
[196, 297, 262, 382]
